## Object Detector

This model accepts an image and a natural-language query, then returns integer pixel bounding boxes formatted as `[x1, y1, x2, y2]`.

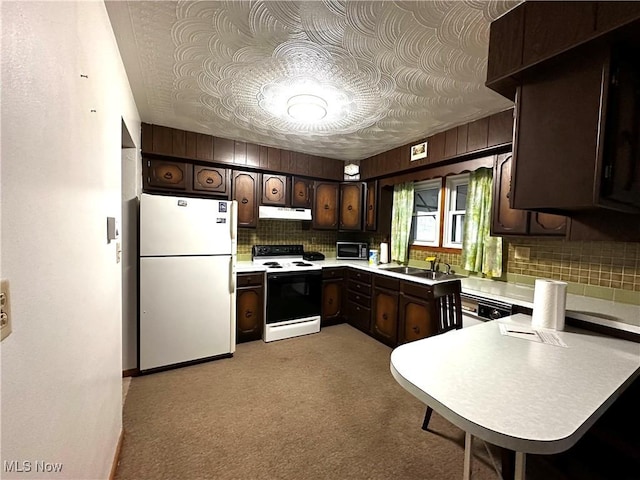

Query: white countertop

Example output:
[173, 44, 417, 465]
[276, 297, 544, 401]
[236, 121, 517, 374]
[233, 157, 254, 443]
[236, 260, 639, 334]
[390, 313, 640, 454]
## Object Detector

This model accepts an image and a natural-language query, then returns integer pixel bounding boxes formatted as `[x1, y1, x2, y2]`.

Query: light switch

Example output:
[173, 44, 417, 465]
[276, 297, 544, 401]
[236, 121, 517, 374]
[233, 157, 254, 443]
[1, 279, 12, 341]
[107, 217, 119, 243]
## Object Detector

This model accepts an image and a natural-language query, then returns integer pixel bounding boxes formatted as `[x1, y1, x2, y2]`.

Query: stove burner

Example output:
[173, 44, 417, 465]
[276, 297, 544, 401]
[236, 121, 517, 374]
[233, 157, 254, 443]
[292, 261, 313, 267]
[264, 261, 280, 266]
[268, 265, 283, 269]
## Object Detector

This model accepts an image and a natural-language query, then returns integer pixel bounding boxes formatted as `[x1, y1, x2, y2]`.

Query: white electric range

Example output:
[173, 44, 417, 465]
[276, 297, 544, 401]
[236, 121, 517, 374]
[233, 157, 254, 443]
[252, 245, 322, 342]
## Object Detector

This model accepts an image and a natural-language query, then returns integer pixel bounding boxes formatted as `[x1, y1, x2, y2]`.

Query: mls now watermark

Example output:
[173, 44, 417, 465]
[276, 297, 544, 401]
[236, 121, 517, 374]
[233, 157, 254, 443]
[4, 460, 64, 473]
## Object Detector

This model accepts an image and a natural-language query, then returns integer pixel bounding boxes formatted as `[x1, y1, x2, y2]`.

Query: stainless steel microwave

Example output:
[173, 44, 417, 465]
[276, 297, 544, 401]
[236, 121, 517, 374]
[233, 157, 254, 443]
[336, 242, 368, 260]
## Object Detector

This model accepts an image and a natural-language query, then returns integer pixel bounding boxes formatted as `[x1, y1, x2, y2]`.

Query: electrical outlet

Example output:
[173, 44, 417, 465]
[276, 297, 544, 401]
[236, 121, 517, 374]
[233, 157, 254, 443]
[1, 279, 12, 341]
[514, 246, 531, 261]
[311, 237, 315, 244]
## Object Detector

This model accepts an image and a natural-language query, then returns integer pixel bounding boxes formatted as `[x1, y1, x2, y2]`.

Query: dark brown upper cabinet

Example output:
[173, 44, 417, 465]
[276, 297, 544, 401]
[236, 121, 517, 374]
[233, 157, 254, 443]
[365, 181, 378, 231]
[291, 176, 313, 208]
[486, 3, 524, 85]
[144, 158, 188, 191]
[339, 182, 363, 231]
[512, 43, 640, 215]
[232, 171, 259, 228]
[491, 153, 528, 236]
[364, 181, 393, 236]
[491, 153, 568, 237]
[521, 2, 596, 67]
[486, 2, 640, 99]
[313, 181, 339, 230]
[261, 173, 288, 206]
[192, 166, 230, 197]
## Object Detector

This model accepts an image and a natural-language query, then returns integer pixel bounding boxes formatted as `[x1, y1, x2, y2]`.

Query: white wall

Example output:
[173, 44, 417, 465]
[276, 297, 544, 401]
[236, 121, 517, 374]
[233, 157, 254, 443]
[1, 2, 140, 478]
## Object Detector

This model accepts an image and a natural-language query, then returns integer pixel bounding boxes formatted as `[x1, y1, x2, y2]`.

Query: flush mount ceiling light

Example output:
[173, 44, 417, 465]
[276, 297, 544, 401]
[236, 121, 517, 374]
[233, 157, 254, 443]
[287, 94, 328, 122]
[256, 73, 367, 132]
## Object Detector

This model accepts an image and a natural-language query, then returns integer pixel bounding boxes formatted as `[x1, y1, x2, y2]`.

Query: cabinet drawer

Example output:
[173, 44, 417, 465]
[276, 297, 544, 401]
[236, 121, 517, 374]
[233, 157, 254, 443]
[347, 279, 371, 295]
[237, 272, 264, 287]
[347, 302, 371, 333]
[323, 268, 344, 280]
[348, 270, 372, 284]
[347, 290, 371, 308]
[401, 281, 433, 300]
[374, 275, 399, 291]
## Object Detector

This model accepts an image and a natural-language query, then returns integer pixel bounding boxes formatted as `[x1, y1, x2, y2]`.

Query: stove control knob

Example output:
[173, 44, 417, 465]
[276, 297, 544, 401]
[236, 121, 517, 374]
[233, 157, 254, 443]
[489, 309, 502, 320]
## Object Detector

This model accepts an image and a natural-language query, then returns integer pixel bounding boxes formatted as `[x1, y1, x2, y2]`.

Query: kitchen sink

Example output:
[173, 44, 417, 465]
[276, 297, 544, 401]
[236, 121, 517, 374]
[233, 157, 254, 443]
[380, 266, 465, 281]
[380, 266, 424, 275]
[409, 271, 465, 281]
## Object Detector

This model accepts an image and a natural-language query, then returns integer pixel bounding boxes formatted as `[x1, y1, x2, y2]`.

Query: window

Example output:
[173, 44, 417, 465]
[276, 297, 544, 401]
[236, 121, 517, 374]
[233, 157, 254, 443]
[410, 173, 469, 250]
[443, 175, 468, 248]
[411, 179, 441, 247]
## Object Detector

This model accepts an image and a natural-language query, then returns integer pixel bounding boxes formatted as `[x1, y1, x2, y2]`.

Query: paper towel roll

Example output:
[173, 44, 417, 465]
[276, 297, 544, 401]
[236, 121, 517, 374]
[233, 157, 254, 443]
[379, 242, 389, 264]
[531, 279, 567, 331]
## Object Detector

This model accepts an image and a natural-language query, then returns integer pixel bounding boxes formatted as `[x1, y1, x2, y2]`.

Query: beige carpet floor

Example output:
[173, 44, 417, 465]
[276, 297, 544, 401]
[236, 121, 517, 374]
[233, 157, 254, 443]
[116, 324, 638, 480]
[116, 325, 502, 480]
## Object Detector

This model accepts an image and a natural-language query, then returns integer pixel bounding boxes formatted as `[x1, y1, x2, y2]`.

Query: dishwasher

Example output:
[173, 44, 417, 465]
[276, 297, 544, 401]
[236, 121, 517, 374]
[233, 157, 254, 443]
[460, 293, 513, 328]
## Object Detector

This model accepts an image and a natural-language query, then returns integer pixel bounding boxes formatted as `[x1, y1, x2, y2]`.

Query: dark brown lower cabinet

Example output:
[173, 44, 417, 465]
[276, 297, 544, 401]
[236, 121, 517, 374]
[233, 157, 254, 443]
[345, 270, 371, 333]
[346, 299, 371, 333]
[398, 281, 439, 344]
[236, 272, 264, 343]
[322, 271, 344, 327]
[371, 275, 400, 347]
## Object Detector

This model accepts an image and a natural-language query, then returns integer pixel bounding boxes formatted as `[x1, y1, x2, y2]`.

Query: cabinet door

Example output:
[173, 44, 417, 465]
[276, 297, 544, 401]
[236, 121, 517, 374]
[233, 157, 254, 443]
[528, 212, 568, 236]
[340, 182, 363, 231]
[233, 171, 258, 228]
[313, 182, 339, 230]
[371, 288, 399, 347]
[144, 158, 188, 191]
[322, 279, 344, 326]
[261, 174, 288, 206]
[399, 294, 438, 344]
[491, 153, 528, 235]
[193, 166, 230, 196]
[346, 301, 370, 334]
[365, 181, 377, 231]
[236, 286, 263, 343]
[291, 177, 313, 208]
[511, 47, 608, 211]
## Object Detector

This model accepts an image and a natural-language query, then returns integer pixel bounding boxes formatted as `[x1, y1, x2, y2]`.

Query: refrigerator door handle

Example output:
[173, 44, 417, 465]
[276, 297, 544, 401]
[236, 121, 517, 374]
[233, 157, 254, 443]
[230, 200, 238, 239]
[229, 256, 236, 293]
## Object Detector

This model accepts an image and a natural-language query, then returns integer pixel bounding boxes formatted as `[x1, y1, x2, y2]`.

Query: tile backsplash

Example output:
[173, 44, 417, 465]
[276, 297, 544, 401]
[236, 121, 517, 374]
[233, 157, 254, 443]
[240, 223, 639, 304]
[409, 239, 640, 304]
[237, 220, 386, 257]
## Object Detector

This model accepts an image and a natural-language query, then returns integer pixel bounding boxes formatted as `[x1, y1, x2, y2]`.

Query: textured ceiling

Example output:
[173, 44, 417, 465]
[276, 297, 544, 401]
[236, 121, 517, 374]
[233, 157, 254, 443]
[106, 1, 518, 161]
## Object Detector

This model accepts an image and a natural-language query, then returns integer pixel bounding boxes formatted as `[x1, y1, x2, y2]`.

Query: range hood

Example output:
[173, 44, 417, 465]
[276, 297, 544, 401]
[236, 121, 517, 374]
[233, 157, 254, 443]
[259, 205, 312, 221]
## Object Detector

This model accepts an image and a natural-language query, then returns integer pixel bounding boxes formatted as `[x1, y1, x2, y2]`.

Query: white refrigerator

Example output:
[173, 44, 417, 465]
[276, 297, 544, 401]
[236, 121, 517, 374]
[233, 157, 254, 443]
[139, 193, 237, 372]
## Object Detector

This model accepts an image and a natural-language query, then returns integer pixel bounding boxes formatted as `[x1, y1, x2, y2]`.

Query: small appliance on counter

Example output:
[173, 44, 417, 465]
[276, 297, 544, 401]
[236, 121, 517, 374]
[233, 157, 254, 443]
[303, 251, 325, 261]
[336, 241, 368, 260]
